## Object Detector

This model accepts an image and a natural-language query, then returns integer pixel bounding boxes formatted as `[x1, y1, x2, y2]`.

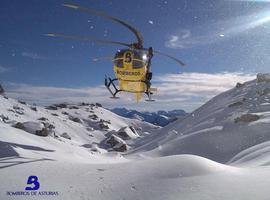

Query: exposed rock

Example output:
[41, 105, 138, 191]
[116, 126, 138, 140]
[80, 102, 90, 106]
[13, 122, 25, 130]
[38, 122, 55, 136]
[129, 126, 136, 133]
[13, 106, 24, 115]
[117, 131, 130, 139]
[13, 121, 49, 136]
[69, 116, 82, 123]
[106, 135, 120, 147]
[114, 144, 128, 152]
[257, 88, 270, 96]
[99, 119, 111, 124]
[18, 100, 26, 105]
[61, 111, 69, 115]
[69, 105, 79, 109]
[236, 82, 244, 88]
[257, 73, 270, 83]
[228, 101, 243, 108]
[51, 113, 59, 116]
[81, 143, 92, 148]
[38, 117, 48, 121]
[13, 105, 23, 110]
[36, 128, 49, 137]
[30, 106, 37, 111]
[117, 127, 131, 139]
[15, 110, 24, 115]
[0, 84, 4, 95]
[106, 135, 128, 152]
[46, 105, 58, 110]
[234, 114, 260, 123]
[7, 109, 15, 113]
[0, 114, 9, 123]
[88, 114, 98, 120]
[60, 132, 71, 140]
[54, 103, 67, 108]
[99, 122, 109, 130]
[95, 103, 102, 107]
[43, 122, 55, 130]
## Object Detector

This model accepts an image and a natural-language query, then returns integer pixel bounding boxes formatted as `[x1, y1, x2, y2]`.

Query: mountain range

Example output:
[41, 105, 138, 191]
[110, 107, 187, 126]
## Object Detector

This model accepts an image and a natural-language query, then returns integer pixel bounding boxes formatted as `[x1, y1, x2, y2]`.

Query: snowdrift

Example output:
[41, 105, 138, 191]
[132, 75, 270, 163]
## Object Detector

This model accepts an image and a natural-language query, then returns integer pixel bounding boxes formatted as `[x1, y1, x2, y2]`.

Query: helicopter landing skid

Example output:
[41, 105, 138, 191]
[105, 76, 155, 101]
[110, 96, 120, 99]
[105, 77, 122, 99]
[145, 91, 155, 102]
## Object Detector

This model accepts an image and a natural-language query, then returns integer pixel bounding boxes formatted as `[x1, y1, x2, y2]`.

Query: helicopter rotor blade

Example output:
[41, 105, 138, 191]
[44, 33, 132, 47]
[92, 56, 114, 62]
[139, 48, 186, 66]
[62, 3, 144, 47]
[153, 50, 186, 66]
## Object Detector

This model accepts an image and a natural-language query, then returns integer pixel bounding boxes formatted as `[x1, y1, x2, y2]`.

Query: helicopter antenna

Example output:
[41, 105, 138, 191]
[62, 4, 144, 47]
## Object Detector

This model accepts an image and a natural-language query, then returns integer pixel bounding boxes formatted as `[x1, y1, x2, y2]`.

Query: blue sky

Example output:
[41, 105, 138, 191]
[0, 0, 269, 111]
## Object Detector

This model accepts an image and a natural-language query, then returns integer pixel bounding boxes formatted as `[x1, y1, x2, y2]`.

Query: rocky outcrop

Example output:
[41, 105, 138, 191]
[0, 84, 4, 95]
[13, 121, 51, 137]
[116, 126, 138, 140]
[257, 73, 270, 83]
[234, 114, 260, 123]
[235, 82, 244, 88]
[69, 116, 82, 123]
[106, 135, 128, 152]
[61, 132, 71, 140]
[257, 88, 270, 96]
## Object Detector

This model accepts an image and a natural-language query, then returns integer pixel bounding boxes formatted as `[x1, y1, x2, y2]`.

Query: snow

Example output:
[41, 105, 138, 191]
[2, 74, 270, 199]
[148, 20, 154, 24]
[130, 78, 270, 163]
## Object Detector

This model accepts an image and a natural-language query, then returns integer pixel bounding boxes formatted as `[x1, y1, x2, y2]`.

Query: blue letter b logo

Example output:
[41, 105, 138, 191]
[25, 176, 40, 190]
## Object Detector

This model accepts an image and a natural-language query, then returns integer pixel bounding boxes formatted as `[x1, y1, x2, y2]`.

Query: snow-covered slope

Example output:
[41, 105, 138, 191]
[0, 96, 158, 161]
[132, 74, 270, 163]
[3, 75, 270, 199]
[110, 107, 187, 126]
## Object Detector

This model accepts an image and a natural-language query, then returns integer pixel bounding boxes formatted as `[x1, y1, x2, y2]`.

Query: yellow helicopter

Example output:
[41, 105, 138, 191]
[46, 4, 186, 102]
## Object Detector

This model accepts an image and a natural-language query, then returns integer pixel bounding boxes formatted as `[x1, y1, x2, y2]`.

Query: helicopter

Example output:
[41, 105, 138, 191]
[46, 4, 186, 102]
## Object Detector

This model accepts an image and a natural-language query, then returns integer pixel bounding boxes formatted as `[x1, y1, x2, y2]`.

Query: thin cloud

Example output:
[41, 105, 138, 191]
[4, 72, 255, 112]
[0, 65, 11, 73]
[165, 29, 203, 49]
[149, 72, 255, 111]
[165, 9, 270, 49]
[230, 0, 270, 2]
[154, 72, 255, 96]
[21, 52, 47, 60]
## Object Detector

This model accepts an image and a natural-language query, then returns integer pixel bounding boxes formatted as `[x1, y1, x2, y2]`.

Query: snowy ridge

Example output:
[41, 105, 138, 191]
[131, 75, 270, 164]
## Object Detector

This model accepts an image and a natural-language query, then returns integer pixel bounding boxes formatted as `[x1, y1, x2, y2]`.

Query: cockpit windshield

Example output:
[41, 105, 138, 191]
[113, 49, 147, 69]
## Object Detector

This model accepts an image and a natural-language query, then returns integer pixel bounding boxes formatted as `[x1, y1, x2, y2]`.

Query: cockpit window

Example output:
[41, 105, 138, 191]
[133, 59, 144, 69]
[113, 58, 123, 68]
[113, 49, 147, 69]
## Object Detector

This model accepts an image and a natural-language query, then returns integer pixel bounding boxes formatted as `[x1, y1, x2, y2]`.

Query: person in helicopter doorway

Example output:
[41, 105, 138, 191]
[145, 47, 153, 93]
